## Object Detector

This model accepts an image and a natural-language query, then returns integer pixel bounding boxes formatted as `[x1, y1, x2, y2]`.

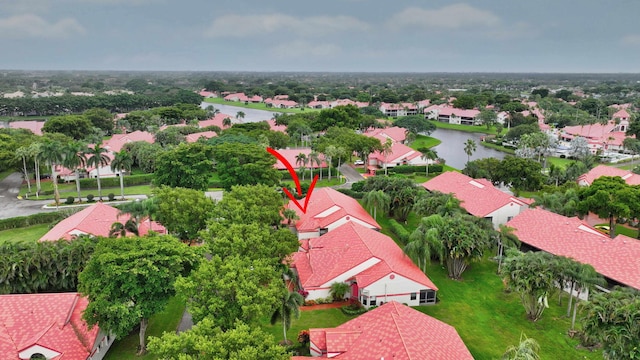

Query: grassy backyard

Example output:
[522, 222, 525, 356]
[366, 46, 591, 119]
[261, 308, 357, 346]
[104, 296, 186, 360]
[430, 120, 498, 135]
[409, 134, 441, 150]
[0, 224, 50, 244]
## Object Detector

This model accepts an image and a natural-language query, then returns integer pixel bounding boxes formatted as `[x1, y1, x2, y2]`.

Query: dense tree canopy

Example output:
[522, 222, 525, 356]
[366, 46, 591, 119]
[154, 186, 216, 241]
[78, 235, 201, 354]
[212, 143, 281, 190]
[154, 142, 214, 190]
[42, 115, 94, 140]
[394, 115, 436, 135]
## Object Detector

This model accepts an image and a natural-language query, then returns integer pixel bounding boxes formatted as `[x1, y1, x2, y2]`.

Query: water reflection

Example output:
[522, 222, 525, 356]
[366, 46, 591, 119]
[430, 128, 506, 170]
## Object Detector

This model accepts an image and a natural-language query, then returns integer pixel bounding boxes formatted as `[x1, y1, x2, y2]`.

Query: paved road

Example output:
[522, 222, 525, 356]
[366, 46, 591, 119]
[0, 173, 55, 219]
[334, 164, 364, 189]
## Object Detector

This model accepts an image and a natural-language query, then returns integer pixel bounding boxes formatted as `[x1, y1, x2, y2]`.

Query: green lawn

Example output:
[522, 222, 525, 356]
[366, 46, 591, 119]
[546, 157, 577, 169]
[430, 120, 497, 135]
[0, 115, 48, 121]
[0, 224, 50, 244]
[203, 98, 319, 114]
[261, 308, 357, 346]
[479, 141, 516, 154]
[282, 177, 343, 189]
[410, 135, 441, 150]
[105, 296, 186, 360]
[416, 259, 601, 360]
[595, 223, 639, 238]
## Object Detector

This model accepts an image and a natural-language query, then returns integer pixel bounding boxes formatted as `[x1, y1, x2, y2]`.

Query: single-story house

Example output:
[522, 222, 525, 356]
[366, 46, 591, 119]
[302, 301, 472, 359]
[506, 208, 640, 291]
[0, 292, 114, 360]
[39, 203, 166, 241]
[264, 98, 299, 109]
[198, 113, 239, 129]
[577, 165, 640, 186]
[422, 172, 529, 228]
[287, 187, 379, 239]
[362, 126, 407, 144]
[223, 92, 263, 103]
[368, 142, 425, 173]
[185, 131, 217, 143]
[291, 222, 438, 306]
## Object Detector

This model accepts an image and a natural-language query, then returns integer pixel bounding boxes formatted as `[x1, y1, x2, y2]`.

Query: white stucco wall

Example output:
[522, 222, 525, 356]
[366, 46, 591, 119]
[485, 201, 527, 228]
[360, 273, 431, 307]
[305, 258, 381, 301]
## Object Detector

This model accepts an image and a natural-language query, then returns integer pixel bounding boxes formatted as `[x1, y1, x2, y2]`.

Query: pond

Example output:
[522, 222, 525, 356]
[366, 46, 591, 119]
[430, 128, 506, 170]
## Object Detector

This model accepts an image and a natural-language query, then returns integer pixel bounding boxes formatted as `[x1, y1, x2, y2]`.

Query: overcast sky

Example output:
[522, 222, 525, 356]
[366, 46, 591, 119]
[2, 0, 639, 73]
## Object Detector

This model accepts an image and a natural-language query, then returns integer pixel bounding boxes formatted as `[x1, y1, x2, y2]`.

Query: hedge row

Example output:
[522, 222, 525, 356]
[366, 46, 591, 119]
[379, 164, 443, 176]
[341, 305, 369, 316]
[77, 173, 154, 188]
[0, 211, 76, 231]
[336, 188, 364, 199]
[388, 219, 410, 244]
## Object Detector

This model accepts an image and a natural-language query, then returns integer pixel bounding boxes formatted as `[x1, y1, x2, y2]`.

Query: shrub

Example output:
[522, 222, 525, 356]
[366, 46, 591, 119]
[297, 289, 309, 298]
[107, 193, 115, 201]
[341, 299, 368, 316]
[336, 188, 364, 199]
[303, 300, 317, 306]
[86, 194, 95, 203]
[329, 282, 350, 301]
[0, 211, 74, 231]
[388, 219, 410, 244]
[78, 173, 153, 188]
[351, 181, 365, 192]
[297, 330, 310, 346]
[65, 196, 75, 205]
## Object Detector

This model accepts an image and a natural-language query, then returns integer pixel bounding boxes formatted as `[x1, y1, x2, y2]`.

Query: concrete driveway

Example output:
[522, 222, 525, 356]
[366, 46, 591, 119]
[0, 173, 55, 219]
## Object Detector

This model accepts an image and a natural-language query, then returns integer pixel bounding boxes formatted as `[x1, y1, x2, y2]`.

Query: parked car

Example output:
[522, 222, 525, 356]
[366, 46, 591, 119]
[354, 160, 364, 166]
[594, 225, 610, 234]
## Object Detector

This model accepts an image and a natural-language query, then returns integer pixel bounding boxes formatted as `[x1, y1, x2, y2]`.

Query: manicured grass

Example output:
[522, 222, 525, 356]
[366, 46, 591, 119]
[546, 157, 577, 169]
[282, 177, 343, 189]
[261, 308, 357, 345]
[595, 223, 639, 238]
[203, 98, 319, 114]
[104, 296, 186, 360]
[410, 135, 441, 150]
[479, 141, 516, 154]
[0, 224, 50, 244]
[430, 120, 497, 135]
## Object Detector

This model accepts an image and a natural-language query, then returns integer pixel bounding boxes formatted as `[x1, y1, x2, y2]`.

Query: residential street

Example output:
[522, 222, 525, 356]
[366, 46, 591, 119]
[0, 173, 54, 220]
[336, 164, 364, 189]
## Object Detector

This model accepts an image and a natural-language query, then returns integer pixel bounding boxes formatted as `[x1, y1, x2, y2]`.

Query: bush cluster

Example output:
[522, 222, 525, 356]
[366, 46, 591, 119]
[340, 299, 368, 316]
[77, 173, 154, 188]
[376, 164, 443, 176]
[0, 211, 72, 231]
[388, 219, 410, 244]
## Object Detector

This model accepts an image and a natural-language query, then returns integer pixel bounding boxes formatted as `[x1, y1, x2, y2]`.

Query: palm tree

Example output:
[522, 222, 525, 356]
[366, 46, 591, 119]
[324, 145, 337, 180]
[222, 117, 232, 128]
[335, 146, 346, 179]
[420, 148, 438, 177]
[382, 138, 394, 176]
[62, 141, 88, 203]
[497, 225, 520, 273]
[118, 198, 158, 230]
[84, 144, 111, 201]
[29, 143, 43, 197]
[308, 152, 321, 180]
[270, 291, 304, 344]
[282, 208, 299, 226]
[464, 139, 477, 164]
[110, 150, 133, 200]
[567, 262, 604, 331]
[501, 334, 540, 360]
[403, 215, 444, 273]
[236, 111, 245, 121]
[295, 153, 307, 181]
[14, 146, 31, 194]
[362, 190, 390, 221]
[39, 140, 65, 209]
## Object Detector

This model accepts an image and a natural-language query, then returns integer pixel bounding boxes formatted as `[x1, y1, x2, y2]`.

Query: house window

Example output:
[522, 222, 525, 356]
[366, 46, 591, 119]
[362, 297, 367, 305]
[410, 293, 417, 300]
[370, 296, 377, 306]
[319, 228, 328, 235]
[507, 216, 513, 222]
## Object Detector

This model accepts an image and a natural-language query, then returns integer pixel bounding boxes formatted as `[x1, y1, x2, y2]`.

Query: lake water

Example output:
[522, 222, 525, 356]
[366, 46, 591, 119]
[200, 102, 506, 169]
[200, 102, 280, 123]
[430, 128, 506, 170]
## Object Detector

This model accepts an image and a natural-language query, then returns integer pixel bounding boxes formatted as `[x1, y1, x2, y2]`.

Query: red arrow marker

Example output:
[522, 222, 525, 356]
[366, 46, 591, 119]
[267, 147, 319, 214]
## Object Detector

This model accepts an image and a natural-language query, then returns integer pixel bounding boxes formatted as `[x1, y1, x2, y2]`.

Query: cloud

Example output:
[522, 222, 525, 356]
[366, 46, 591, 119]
[387, 3, 500, 30]
[0, 14, 85, 39]
[270, 40, 341, 58]
[621, 34, 640, 46]
[204, 14, 369, 38]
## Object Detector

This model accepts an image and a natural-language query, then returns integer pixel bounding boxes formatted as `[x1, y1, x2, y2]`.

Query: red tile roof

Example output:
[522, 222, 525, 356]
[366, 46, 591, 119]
[198, 113, 239, 129]
[563, 121, 617, 139]
[39, 203, 165, 241]
[185, 131, 217, 143]
[103, 130, 155, 153]
[0, 293, 100, 360]
[9, 121, 45, 136]
[506, 208, 640, 290]
[309, 301, 472, 359]
[439, 107, 480, 118]
[292, 222, 437, 290]
[266, 119, 287, 133]
[612, 109, 631, 119]
[422, 172, 527, 217]
[363, 126, 407, 143]
[578, 165, 640, 186]
[287, 188, 379, 233]
[369, 142, 422, 163]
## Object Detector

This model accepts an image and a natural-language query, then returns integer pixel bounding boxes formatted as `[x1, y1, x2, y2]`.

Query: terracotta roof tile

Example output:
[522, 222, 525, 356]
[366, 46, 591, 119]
[507, 208, 640, 290]
[293, 222, 437, 290]
[422, 172, 526, 217]
[0, 293, 100, 360]
[309, 302, 472, 359]
[288, 188, 379, 233]
[578, 165, 640, 186]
